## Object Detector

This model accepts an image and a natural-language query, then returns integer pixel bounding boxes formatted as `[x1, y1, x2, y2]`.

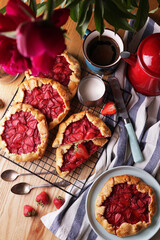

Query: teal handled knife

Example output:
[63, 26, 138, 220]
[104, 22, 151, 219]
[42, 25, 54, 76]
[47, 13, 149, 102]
[108, 77, 143, 163]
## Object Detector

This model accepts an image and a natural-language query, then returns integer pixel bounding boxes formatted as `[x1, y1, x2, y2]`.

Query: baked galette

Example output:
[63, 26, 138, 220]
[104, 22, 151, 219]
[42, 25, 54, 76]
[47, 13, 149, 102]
[95, 174, 157, 237]
[0, 103, 48, 162]
[14, 78, 70, 130]
[25, 51, 81, 99]
[56, 138, 108, 177]
[52, 111, 111, 148]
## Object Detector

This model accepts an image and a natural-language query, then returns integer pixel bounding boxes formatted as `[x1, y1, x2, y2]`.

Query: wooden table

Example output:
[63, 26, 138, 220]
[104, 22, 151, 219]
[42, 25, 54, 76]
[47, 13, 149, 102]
[0, 1, 160, 240]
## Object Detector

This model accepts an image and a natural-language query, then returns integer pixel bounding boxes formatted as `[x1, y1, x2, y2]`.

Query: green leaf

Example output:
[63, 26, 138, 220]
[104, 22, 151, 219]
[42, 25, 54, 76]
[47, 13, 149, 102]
[30, 0, 37, 15]
[131, 0, 138, 7]
[64, 32, 71, 40]
[123, 0, 138, 8]
[103, 0, 136, 32]
[65, 0, 81, 9]
[0, 6, 6, 14]
[36, 2, 46, 16]
[54, 0, 66, 8]
[120, 0, 138, 11]
[70, 3, 80, 22]
[76, 3, 92, 38]
[111, 0, 136, 18]
[77, 0, 93, 27]
[149, 7, 159, 14]
[134, 0, 149, 31]
[94, 0, 105, 35]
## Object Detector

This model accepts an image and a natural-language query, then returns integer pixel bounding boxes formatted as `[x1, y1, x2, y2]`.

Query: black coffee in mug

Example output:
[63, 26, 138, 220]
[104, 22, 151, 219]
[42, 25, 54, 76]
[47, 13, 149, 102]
[86, 36, 120, 66]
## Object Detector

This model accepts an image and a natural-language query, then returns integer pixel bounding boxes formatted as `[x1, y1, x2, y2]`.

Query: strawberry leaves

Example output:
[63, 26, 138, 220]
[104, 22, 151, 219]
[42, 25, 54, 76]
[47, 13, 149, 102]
[24, 205, 36, 217]
[36, 191, 49, 206]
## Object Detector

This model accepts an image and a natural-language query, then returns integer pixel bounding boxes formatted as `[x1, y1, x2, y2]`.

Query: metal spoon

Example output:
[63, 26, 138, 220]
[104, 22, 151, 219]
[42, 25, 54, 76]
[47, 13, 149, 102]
[11, 181, 70, 195]
[1, 169, 56, 182]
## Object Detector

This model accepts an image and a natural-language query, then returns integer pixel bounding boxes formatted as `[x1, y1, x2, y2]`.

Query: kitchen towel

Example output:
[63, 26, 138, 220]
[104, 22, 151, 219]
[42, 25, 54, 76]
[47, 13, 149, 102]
[41, 17, 160, 240]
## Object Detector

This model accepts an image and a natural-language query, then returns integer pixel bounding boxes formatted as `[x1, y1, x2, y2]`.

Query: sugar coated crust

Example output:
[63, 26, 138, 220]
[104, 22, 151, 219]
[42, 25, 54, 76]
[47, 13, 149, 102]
[14, 78, 70, 130]
[95, 174, 157, 237]
[52, 111, 111, 148]
[0, 103, 49, 162]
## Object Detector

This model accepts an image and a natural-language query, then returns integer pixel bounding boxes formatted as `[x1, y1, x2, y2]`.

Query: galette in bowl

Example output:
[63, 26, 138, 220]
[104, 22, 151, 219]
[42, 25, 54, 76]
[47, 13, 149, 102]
[95, 174, 157, 237]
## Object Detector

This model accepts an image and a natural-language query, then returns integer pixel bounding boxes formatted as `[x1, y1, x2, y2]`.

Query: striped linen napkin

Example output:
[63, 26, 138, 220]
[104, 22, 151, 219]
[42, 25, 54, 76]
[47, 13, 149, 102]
[41, 18, 160, 240]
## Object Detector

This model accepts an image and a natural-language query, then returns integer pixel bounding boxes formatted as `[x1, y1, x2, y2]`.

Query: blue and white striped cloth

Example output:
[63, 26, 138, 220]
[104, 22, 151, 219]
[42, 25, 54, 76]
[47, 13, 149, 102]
[41, 18, 160, 240]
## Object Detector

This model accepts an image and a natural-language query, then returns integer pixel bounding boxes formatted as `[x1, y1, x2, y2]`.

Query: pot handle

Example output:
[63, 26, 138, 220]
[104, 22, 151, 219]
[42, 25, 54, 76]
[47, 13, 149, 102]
[120, 51, 137, 67]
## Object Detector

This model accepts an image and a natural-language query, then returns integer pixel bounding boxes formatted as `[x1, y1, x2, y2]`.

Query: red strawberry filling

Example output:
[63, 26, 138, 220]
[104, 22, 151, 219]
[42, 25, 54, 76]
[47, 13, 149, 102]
[38, 56, 73, 86]
[62, 116, 103, 145]
[23, 84, 65, 123]
[103, 183, 151, 234]
[2, 111, 41, 154]
[61, 141, 99, 172]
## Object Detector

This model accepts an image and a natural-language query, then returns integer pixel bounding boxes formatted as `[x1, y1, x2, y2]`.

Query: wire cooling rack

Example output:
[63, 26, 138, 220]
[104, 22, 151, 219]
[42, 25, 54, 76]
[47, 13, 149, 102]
[0, 71, 131, 198]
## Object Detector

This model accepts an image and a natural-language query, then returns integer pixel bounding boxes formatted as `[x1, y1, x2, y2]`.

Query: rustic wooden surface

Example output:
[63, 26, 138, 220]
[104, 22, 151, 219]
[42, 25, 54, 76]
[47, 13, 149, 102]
[0, 1, 160, 240]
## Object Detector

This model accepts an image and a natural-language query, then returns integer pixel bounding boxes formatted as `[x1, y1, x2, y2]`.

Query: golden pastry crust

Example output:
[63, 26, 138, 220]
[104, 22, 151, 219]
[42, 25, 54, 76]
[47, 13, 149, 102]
[95, 174, 157, 237]
[25, 51, 81, 99]
[0, 103, 48, 162]
[14, 78, 70, 130]
[52, 111, 111, 148]
[61, 51, 81, 99]
[56, 138, 108, 177]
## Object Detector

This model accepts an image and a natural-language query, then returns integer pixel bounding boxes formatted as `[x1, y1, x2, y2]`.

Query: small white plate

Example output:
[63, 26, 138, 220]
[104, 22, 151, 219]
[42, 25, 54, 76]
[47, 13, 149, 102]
[86, 166, 160, 240]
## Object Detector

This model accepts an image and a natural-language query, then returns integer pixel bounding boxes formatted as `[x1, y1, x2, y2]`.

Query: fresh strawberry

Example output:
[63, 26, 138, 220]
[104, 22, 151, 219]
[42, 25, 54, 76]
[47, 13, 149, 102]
[101, 101, 117, 115]
[23, 205, 36, 217]
[53, 196, 65, 209]
[36, 191, 49, 206]
[74, 144, 89, 159]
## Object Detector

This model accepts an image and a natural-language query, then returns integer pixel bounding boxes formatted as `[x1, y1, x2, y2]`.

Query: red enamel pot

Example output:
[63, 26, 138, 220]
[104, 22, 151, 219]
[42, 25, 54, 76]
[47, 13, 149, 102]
[121, 33, 160, 96]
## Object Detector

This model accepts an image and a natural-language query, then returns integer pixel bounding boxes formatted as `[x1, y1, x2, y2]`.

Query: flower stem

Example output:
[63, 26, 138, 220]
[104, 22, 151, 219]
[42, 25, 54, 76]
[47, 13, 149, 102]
[43, 0, 54, 20]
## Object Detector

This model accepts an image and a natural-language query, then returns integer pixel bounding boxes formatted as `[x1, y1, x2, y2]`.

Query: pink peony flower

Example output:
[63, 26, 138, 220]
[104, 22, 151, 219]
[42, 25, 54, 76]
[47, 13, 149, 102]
[0, 0, 69, 75]
[0, 0, 35, 74]
[0, 38, 31, 75]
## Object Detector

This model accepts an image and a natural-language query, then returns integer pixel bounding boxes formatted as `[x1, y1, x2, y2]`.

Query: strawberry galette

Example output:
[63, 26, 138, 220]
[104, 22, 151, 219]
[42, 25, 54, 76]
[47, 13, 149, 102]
[95, 175, 157, 237]
[14, 78, 70, 130]
[56, 138, 108, 177]
[0, 103, 48, 162]
[52, 111, 111, 148]
[25, 52, 81, 99]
